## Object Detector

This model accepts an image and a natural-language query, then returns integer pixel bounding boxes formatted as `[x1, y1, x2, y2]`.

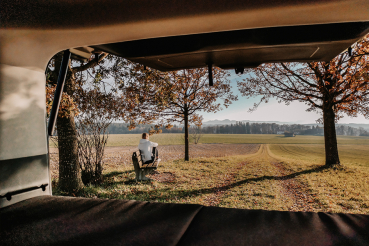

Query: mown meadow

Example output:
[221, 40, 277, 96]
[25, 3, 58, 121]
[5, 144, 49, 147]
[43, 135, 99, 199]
[52, 134, 369, 214]
[49, 133, 369, 147]
[106, 133, 369, 146]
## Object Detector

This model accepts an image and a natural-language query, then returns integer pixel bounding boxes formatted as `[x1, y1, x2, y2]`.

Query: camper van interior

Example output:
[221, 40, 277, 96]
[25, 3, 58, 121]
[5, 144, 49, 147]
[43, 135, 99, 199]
[1, 1, 369, 245]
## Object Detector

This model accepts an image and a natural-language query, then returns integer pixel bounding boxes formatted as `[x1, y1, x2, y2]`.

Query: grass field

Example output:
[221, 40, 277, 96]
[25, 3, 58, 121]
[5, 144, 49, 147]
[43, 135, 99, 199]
[267, 144, 369, 213]
[269, 144, 369, 171]
[106, 133, 369, 146]
[52, 134, 369, 214]
[49, 133, 369, 147]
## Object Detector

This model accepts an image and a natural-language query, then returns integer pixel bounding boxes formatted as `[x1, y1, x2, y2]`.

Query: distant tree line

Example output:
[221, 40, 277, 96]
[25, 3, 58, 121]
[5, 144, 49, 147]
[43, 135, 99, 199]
[202, 122, 369, 136]
[108, 121, 369, 136]
[108, 123, 183, 134]
[201, 122, 315, 135]
[336, 125, 369, 136]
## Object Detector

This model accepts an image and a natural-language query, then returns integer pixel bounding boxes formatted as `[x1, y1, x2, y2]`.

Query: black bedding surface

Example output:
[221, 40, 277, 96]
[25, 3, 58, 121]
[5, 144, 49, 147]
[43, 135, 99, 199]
[1, 196, 369, 246]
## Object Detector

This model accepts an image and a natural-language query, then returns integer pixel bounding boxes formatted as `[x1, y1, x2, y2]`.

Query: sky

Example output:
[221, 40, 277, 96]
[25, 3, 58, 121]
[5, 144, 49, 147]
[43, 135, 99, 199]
[200, 71, 369, 124]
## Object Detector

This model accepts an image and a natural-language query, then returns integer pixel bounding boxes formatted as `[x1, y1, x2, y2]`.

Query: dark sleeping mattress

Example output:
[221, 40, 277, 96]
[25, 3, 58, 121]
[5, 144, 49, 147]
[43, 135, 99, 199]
[1, 195, 369, 245]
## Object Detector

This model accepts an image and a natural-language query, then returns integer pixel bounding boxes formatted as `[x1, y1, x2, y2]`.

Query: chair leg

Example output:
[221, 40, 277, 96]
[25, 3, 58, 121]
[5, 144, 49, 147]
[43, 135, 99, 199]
[138, 170, 142, 181]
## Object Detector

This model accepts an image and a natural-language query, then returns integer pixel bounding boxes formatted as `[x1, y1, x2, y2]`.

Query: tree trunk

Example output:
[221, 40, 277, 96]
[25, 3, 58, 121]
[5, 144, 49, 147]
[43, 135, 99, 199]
[56, 65, 83, 192]
[50, 51, 108, 191]
[322, 105, 340, 167]
[57, 112, 83, 192]
[184, 106, 189, 161]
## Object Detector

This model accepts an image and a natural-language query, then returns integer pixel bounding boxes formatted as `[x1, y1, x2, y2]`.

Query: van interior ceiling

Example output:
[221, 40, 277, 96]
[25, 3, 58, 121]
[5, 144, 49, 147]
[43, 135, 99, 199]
[1, 0, 369, 245]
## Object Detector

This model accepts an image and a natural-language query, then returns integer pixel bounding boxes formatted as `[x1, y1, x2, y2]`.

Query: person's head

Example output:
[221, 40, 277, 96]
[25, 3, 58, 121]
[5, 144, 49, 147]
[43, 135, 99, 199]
[142, 133, 149, 140]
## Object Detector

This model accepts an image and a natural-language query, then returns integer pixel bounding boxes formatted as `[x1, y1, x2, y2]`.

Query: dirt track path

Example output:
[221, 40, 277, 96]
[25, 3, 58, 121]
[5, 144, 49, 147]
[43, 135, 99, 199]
[205, 144, 321, 211]
[202, 161, 248, 207]
[251, 145, 320, 211]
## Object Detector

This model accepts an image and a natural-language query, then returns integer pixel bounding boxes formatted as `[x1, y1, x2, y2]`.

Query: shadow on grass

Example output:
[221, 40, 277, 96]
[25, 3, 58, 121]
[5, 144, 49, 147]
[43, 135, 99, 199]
[69, 165, 331, 201]
[105, 179, 138, 186]
[104, 170, 134, 178]
[144, 165, 331, 200]
[90, 170, 137, 188]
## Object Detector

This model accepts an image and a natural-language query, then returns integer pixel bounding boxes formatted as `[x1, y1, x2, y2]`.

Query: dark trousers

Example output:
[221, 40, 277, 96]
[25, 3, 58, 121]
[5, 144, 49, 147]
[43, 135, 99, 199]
[144, 147, 158, 164]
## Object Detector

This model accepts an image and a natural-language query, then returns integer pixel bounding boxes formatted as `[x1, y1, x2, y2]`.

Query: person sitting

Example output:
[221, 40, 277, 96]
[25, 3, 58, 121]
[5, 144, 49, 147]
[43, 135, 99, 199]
[138, 132, 161, 164]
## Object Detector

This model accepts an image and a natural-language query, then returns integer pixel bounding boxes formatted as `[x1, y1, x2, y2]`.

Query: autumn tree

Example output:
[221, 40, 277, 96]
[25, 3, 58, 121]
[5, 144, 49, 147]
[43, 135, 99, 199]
[238, 35, 369, 167]
[75, 79, 124, 185]
[120, 66, 237, 161]
[46, 52, 126, 192]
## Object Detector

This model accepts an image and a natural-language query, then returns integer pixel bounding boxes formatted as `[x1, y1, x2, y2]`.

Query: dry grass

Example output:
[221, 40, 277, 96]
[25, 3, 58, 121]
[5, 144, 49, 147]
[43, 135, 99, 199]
[268, 144, 369, 214]
[51, 136, 369, 215]
[50, 133, 369, 147]
[49, 144, 260, 180]
[108, 133, 369, 146]
[53, 149, 264, 206]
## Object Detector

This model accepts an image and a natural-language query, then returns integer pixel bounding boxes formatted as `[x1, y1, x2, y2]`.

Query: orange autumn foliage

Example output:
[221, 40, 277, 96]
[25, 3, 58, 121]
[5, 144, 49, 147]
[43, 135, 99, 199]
[238, 34, 369, 166]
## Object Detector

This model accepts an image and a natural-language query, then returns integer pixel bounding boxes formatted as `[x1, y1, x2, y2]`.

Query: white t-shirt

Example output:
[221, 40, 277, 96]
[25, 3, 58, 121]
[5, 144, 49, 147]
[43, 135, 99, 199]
[138, 139, 158, 162]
